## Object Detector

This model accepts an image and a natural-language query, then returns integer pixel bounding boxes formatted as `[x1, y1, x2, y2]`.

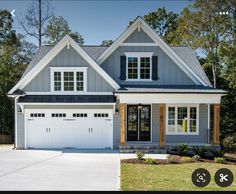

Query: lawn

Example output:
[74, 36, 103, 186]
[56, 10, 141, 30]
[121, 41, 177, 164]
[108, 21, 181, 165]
[121, 163, 236, 191]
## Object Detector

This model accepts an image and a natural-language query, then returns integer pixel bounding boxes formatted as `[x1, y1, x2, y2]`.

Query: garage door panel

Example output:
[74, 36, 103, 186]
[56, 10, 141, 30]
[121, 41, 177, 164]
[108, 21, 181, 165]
[25, 109, 113, 149]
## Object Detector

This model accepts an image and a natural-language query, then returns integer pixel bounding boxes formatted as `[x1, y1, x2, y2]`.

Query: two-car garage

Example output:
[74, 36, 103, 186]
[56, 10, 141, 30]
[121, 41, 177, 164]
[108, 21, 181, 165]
[25, 109, 113, 149]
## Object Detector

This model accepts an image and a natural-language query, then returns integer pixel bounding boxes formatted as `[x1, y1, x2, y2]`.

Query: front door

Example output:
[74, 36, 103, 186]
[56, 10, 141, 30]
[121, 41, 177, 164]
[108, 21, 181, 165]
[127, 105, 151, 141]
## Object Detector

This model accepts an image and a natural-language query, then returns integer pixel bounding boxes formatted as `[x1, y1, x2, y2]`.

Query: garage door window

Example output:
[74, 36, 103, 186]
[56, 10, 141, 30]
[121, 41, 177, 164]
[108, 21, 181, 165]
[73, 113, 87, 117]
[52, 113, 66, 117]
[94, 113, 109, 118]
[30, 113, 45, 117]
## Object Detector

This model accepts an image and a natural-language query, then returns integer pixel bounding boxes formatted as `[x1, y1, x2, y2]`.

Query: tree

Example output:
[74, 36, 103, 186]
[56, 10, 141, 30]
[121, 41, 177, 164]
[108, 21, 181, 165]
[45, 16, 84, 45]
[129, 7, 179, 44]
[18, 0, 54, 46]
[0, 10, 35, 137]
[101, 40, 113, 46]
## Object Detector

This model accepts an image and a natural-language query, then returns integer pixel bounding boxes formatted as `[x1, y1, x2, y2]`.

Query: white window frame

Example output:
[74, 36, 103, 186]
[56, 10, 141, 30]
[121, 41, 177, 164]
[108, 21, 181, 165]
[166, 104, 199, 135]
[125, 52, 153, 81]
[50, 67, 87, 93]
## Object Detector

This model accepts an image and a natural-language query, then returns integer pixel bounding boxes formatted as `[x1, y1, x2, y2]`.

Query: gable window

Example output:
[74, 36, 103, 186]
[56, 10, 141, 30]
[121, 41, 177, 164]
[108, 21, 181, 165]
[51, 67, 87, 92]
[125, 52, 153, 80]
[166, 105, 199, 135]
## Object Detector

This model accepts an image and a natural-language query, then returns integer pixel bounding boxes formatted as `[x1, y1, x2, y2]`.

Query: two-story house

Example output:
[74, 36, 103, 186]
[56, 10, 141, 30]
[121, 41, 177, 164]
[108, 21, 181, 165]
[8, 17, 225, 150]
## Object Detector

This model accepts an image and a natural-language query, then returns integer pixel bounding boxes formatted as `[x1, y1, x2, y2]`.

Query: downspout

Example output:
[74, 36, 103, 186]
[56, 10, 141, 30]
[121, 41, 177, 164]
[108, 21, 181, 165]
[14, 96, 20, 149]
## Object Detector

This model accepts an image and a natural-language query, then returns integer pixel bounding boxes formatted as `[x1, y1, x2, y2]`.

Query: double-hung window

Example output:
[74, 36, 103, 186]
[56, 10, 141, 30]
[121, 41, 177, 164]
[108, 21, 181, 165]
[125, 52, 153, 81]
[50, 67, 87, 92]
[166, 104, 199, 135]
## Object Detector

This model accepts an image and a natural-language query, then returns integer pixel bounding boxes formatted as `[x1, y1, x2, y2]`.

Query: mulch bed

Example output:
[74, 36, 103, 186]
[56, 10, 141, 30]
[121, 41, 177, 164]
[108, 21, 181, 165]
[121, 155, 236, 165]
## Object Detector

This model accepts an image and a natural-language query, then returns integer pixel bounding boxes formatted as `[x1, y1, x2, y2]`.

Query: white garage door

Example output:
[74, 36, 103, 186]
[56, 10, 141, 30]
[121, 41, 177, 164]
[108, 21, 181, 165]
[25, 109, 113, 149]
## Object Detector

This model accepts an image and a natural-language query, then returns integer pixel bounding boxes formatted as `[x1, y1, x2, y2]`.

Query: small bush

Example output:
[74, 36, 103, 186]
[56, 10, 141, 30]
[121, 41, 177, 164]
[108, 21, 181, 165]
[180, 157, 192, 163]
[145, 158, 156, 165]
[136, 151, 145, 160]
[167, 155, 180, 164]
[192, 155, 201, 162]
[193, 146, 223, 159]
[223, 134, 236, 151]
[214, 157, 227, 164]
[176, 144, 192, 156]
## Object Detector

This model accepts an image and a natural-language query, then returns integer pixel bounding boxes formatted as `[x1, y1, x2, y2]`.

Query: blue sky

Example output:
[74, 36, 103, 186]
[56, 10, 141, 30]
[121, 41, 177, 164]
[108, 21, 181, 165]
[1, 0, 192, 45]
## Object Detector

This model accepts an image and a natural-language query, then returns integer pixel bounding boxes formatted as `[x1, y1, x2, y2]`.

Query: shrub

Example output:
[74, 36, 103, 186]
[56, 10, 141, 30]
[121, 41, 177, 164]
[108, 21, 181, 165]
[136, 151, 145, 160]
[193, 146, 223, 159]
[167, 155, 180, 164]
[223, 134, 236, 151]
[176, 144, 192, 156]
[180, 157, 192, 163]
[192, 155, 201, 162]
[145, 158, 156, 165]
[214, 157, 227, 164]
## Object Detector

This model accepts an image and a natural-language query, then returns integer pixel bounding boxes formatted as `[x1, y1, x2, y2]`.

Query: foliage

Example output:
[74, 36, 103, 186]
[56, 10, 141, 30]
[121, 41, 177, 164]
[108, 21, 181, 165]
[192, 155, 201, 162]
[214, 157, 227, 164]
[166, 155, 180, 164]
[193, 146, 224, 159]
[222, 133, 236, 150]
[176, 144, 192, 156]
[180, 157, 192, 163]
[101, 40, 113, 46]
[45, 16, 84, 45]
[129, 7, 179, 44]
[145, 158, 156, 165]
[136, 151, 145, 160]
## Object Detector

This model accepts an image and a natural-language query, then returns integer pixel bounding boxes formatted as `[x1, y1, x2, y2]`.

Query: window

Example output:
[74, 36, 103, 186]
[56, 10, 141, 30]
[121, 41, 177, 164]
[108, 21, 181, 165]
[51, 113, 66, 117]
[167, 105, 198, 135]
[51, 67, 87, 92]
[73, 113, 87, 117]
[94, 113, 109, 118]
[30, 113, 45, 117]
[125, 52, 153, 80]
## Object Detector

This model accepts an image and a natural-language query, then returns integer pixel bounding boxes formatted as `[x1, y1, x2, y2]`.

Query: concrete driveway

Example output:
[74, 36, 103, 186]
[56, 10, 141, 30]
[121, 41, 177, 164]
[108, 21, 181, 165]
[0, 147, 120, 191]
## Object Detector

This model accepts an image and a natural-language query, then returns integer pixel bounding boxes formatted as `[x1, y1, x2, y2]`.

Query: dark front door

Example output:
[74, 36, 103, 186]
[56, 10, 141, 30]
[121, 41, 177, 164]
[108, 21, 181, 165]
[127, 105, 151, 141]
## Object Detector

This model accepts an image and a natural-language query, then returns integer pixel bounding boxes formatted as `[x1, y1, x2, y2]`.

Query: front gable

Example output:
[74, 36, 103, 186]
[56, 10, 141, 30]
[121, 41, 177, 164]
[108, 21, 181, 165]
[23, 47, 114, 93]
[124, 29, 154, 43]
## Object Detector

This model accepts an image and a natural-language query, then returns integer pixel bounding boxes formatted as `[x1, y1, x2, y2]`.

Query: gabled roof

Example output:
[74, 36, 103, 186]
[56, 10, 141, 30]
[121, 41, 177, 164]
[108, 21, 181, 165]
[96, 17, 210, 86]
[9, 35, 120, 94]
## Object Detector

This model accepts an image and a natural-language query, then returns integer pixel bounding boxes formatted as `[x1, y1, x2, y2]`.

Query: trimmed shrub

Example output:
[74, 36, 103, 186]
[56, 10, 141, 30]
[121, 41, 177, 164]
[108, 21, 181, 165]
[136, 151, 145, 160]
[193, 146, 223, 159]
[192, 155, 201, 162]
[145, 158, 156, 165]
[167, 155, 180, 164]
[214, 157, 227, 164]
[180, 157, 192, 163]
[176, 144, 192, 156]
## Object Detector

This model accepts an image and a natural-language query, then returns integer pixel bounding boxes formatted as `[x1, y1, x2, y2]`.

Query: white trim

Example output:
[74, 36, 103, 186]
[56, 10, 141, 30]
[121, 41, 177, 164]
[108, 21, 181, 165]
[18, 103, 116, 106]
[165, 104, 199, 135]
[125, 52, 153, 81]
[9, 35, 120, 94]
[14, 96, 19, 148]
[25, 92, 113, 95]
[97, 17, 208, 86]
[116, 93, 223, 104]
[120, 43, 157, 46]
[50, 67, 88, 92]
[207, 104, 211, 144]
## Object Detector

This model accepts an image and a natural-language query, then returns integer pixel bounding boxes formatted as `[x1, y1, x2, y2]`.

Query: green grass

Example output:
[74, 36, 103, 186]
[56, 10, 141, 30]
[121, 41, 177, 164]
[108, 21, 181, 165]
[121, 163, 236, 191]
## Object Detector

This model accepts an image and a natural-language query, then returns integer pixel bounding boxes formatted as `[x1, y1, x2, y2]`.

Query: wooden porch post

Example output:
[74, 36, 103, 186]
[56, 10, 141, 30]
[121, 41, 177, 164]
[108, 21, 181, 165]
[120, 103, 126, 145]
[213, 104, 220, 145]
[160, 104, 166, 147]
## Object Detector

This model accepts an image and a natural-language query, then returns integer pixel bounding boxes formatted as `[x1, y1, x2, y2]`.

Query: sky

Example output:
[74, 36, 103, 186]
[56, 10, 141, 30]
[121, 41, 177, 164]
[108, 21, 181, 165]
[1, 0, 193, 45]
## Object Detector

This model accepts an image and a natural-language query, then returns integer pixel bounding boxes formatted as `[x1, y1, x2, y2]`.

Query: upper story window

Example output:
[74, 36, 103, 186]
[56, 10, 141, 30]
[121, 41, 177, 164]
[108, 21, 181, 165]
[50, 67, 87, 92]
[125, 52, 153, 81]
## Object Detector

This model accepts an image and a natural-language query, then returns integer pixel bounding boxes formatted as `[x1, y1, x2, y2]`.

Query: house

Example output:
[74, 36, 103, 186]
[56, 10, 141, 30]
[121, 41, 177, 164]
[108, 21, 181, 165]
[8, 17, 226, 150]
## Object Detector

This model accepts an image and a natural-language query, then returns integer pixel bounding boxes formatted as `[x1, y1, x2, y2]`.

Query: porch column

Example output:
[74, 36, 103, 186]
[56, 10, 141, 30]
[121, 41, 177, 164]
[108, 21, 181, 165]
[120, 103, 127, 145]
[160, 104, 165, 147]
[213, 104, 220, 145]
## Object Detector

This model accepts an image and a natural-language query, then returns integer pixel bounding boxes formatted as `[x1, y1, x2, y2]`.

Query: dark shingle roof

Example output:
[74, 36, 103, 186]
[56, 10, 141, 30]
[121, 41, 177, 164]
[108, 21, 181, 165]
[18, 95, 116, 103]
[21, 44, 212, 87]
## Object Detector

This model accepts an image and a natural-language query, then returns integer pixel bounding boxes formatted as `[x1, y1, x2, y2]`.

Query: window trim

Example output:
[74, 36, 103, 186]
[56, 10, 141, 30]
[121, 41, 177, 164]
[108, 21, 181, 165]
[166, 104, 199, 135]
[124, 52, 153, 81]
[50, 67, 87, 93]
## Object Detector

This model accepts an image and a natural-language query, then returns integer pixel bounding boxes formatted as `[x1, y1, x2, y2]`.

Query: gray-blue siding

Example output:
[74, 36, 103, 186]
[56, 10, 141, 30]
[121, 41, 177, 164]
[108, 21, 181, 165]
[101, 46, 200, 86]
[23, 47, 114, 92]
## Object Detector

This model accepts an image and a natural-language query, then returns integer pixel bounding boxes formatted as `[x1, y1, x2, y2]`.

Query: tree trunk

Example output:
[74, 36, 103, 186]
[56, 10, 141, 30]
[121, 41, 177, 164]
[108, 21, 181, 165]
[38, 0, 42, 46]
[212, 63, 217, 88]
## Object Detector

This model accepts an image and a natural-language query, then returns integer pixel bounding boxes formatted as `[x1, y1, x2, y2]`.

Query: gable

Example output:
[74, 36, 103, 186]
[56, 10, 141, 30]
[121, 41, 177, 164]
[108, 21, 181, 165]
[23, 47, 114, 92]
[124, 29, 154, 43]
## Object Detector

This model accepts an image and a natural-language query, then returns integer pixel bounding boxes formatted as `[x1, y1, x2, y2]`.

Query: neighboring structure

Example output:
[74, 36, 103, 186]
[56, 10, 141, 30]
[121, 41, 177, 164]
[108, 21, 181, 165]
[8, 17, 225, 150]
